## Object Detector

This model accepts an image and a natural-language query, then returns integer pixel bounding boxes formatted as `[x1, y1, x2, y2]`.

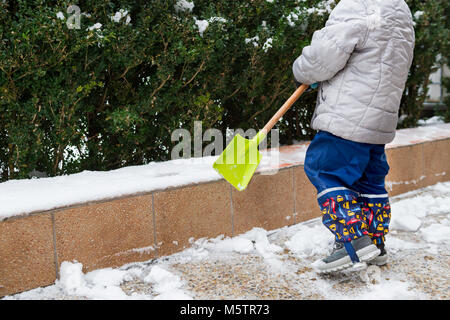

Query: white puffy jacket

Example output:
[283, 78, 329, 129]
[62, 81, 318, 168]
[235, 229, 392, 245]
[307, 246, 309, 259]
[293, 0, 415, 144]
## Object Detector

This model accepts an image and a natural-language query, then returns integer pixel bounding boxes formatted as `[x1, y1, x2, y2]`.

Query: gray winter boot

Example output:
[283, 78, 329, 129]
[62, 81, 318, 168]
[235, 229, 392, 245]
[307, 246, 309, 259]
[312, 235, 380, 273]
[367, 243, 388, 266]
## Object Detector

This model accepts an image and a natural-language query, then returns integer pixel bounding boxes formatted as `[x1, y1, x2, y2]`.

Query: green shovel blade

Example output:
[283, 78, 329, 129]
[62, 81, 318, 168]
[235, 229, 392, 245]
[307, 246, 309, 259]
[213, 131, 266, 191]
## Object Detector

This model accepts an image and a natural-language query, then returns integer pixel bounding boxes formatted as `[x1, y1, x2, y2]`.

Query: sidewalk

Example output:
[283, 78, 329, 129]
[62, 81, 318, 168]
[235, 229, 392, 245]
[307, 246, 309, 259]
[4, 181, 450, 300]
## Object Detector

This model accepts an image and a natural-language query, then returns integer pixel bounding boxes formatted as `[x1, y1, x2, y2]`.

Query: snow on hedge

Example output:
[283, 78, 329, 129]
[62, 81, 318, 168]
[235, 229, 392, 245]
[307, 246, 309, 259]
[175, 0, 195, 13]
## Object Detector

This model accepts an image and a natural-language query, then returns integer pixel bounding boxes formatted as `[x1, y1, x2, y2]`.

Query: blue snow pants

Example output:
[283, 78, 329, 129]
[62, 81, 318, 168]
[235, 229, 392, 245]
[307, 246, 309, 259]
[304, 131, 391, 248]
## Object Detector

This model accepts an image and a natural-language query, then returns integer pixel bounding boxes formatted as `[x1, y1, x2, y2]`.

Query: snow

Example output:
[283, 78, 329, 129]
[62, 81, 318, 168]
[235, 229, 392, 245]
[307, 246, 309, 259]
[59, 261, 86, 295]
[0, 124, 448, 221]
[57, 261, 130, 299]
[285, 224, 334, 258]
[243, 35, 275, 52]
[286, 183, 450, 255]
[244, 228, 284, 271]
[286, 12, 299, 27]
[184, 228, 284, 272]
[420, 224, 450, 243]
[194, 19, 209, 37]
[144, 266, 193, 300]
[418, 116, 445, 127]
[111, 9, 131, 25]
[389, 182, 450, 232]
[175, 0, 195, 13]
[56, 12, 65, 20]
[194, 17, 227, 37]
[245, 36, 260, 47]
[282, 0, 335, 29]
[201, 236, 254, 254]
[0, 156, 220, 220]
[262, 38, 273, 52]
[384, 236, 419, 251]
[3, 181, 450, 300]
[87, 23, 102, 31]
[305, 0, 335, 15]
[386, 123, 450, 148]
[352, 280, 418, 300]
[85, 268, 129, 287]
[391, 212, 422, 232]
[0, 148, 284, 220]
[414, 11, 424, 20]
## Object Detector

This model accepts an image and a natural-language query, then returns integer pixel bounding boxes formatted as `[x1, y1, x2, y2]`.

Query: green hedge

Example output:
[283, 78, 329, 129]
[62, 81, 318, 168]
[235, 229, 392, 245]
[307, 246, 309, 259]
[0, 0, 448, 181]
[399, 0, 449, 127]
[441, 1, 450, 122]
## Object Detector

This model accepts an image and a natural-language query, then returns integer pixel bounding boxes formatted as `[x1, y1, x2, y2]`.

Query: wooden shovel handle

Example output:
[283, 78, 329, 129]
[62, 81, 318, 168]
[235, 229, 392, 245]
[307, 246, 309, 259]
[262, 84, 309, 135]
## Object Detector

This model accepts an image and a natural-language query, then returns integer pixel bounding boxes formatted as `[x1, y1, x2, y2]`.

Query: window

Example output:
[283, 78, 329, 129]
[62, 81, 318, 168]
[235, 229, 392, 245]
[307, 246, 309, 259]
[425, 61, 449, 109]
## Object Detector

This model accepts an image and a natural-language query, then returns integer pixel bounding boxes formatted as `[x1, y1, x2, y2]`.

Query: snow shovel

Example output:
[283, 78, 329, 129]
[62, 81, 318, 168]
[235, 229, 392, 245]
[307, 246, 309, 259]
[213, 84, 309, 191]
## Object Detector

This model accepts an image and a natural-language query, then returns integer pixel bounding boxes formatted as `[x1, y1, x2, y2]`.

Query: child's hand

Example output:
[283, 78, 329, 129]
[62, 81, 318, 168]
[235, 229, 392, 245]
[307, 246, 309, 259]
[306, 83, 319, 92]
[295, 79, 319, 91]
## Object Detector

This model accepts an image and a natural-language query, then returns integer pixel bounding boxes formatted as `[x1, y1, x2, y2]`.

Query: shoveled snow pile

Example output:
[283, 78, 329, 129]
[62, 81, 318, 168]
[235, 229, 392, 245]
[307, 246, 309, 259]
[420, 223, 450, 244]
[13, 261, 132, 300]
[189, 228, 285, 271]
[4, 261, 192, 300]
[390, 183, 450, 231]
[285, 224, 334, 258]
[144, 266, 193, 300]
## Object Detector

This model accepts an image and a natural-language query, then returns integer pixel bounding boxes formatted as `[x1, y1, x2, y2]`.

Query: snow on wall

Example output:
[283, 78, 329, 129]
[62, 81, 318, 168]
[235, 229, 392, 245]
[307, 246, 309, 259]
[386, 123, 450, 148]
[0, 124, 449, 221]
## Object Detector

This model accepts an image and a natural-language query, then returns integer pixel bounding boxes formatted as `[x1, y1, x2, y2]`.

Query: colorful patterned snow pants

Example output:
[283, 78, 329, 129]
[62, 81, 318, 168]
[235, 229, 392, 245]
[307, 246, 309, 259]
[359, 197, 391, 245]
[320, 194, 391, 245]
[305, 131, 391, 245]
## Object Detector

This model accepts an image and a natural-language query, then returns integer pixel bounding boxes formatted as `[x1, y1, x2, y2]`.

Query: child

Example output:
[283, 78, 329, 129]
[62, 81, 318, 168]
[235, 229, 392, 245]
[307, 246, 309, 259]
[292, 0, 415, 273]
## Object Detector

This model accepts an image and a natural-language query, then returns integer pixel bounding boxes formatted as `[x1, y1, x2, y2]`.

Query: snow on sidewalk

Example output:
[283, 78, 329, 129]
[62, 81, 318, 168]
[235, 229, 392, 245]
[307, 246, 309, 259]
[3, 181, 450, 300]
